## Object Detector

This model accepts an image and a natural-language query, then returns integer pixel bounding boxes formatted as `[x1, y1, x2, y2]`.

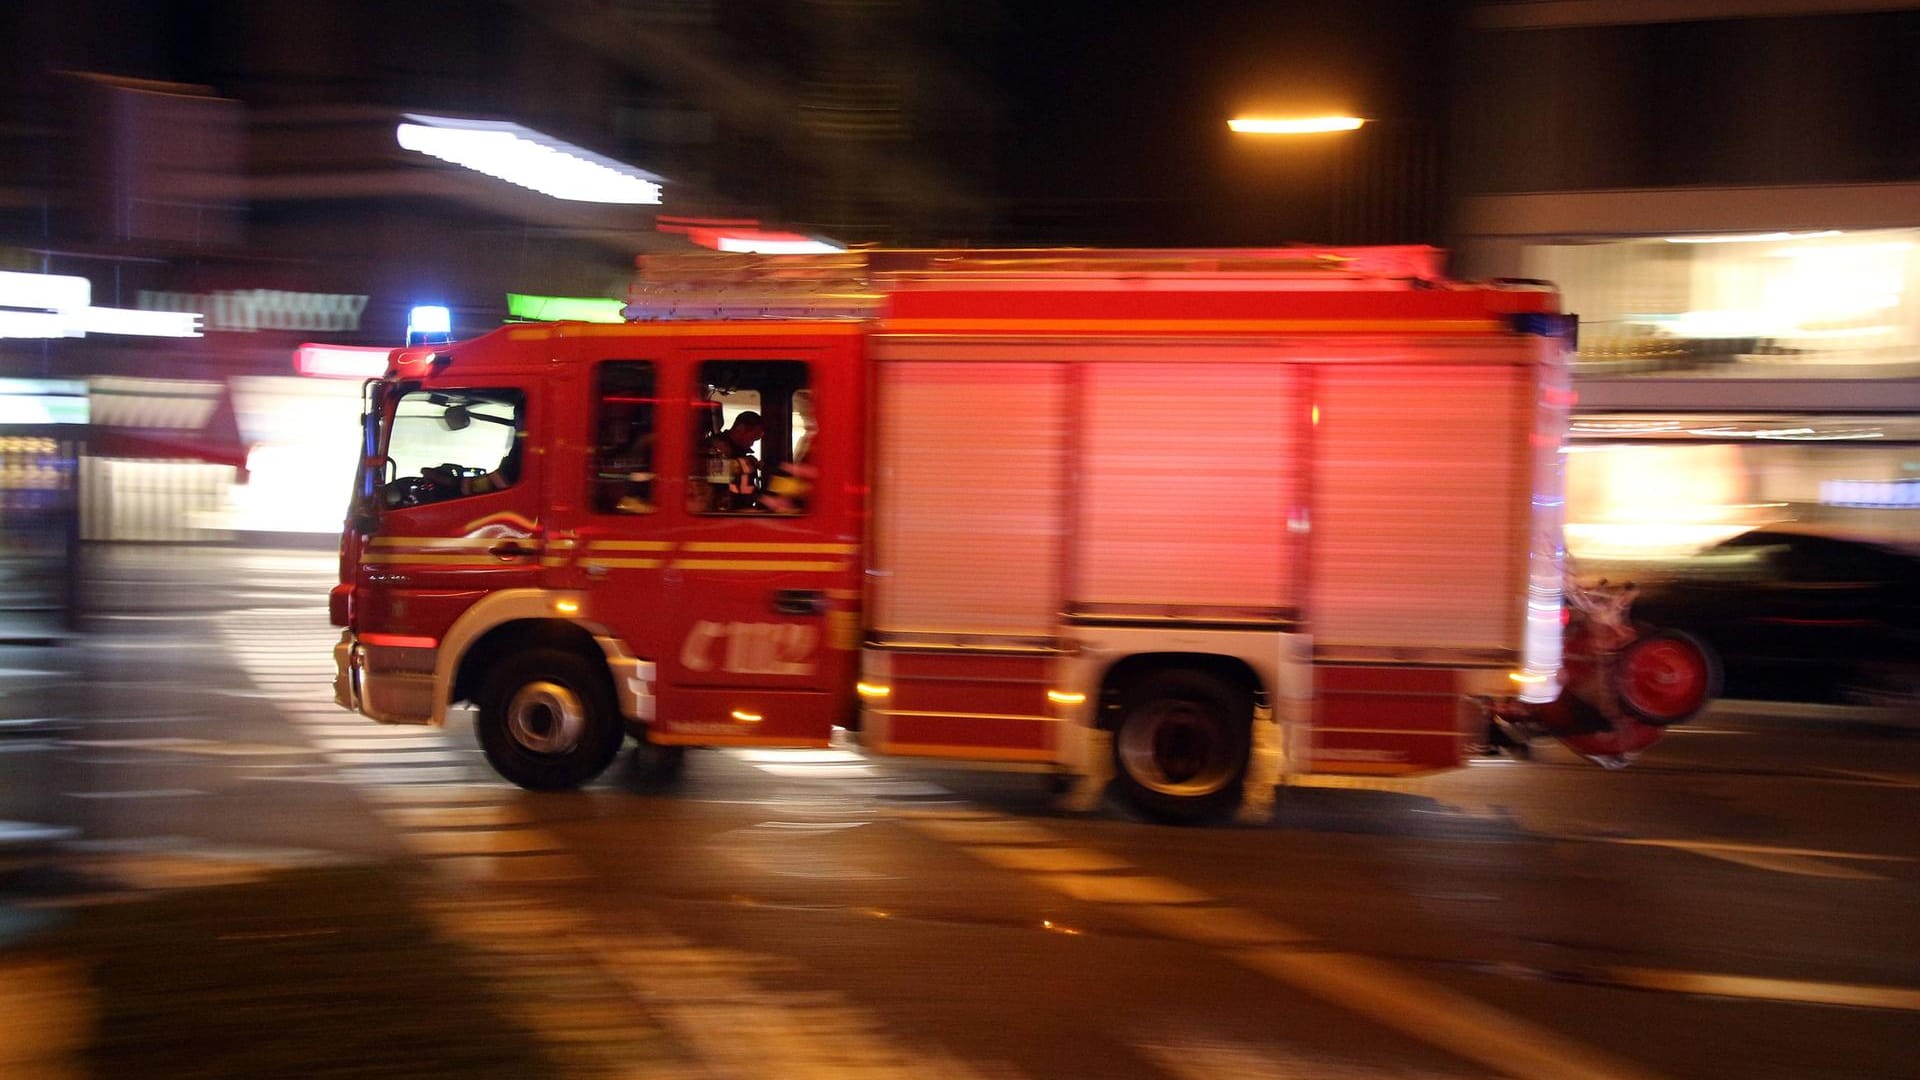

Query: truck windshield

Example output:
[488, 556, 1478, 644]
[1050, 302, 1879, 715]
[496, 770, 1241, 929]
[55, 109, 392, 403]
[376, 388, 525, 508]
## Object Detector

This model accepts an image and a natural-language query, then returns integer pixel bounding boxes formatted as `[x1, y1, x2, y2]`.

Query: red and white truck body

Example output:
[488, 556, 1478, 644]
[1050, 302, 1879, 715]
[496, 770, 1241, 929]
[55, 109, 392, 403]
[330, 247, 1648, 821]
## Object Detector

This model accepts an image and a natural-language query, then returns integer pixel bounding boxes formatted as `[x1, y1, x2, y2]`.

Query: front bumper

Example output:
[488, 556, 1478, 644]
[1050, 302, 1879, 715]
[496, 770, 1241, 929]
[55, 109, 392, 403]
[333, 631, 436, 725]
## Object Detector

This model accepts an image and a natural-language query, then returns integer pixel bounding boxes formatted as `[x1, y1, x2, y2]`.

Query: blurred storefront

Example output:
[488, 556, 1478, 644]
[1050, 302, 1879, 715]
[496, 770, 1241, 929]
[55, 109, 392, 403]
[1457, 3, 1920, 566]
[0, 381, 84, 639]
[1528, 228, 1920, 564]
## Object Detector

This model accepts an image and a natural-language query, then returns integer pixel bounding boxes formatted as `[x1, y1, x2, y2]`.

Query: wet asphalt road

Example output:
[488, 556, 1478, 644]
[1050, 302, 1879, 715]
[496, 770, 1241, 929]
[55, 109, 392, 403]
[3, 544, 1917, 1080]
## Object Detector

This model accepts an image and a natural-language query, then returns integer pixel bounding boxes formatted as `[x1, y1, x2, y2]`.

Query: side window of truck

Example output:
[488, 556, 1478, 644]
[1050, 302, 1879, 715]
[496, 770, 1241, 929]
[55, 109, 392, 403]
[381, 389, 524, 507]
[591, 361, 657, 514]
[688, 359, 815, 515]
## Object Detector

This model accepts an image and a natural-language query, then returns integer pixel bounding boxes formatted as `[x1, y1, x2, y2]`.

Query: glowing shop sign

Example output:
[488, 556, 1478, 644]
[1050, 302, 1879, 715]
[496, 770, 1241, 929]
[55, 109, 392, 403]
[505, 293, 625, 323]
[0, 271, 201, 339]
[294, 343, 393, 379]
[138, 290, 371, 333]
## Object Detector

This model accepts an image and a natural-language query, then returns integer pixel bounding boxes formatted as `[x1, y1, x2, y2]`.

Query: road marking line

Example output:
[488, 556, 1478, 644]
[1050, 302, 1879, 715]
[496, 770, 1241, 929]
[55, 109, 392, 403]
[1138, 1036, 1476, 1080]
[338, 767, 479, 786]
[328, 750, 473, 766]
[0, 957, 91, 1079]
[1238, 947, 1666, 1080]
[903, 818, 1064, 846]
[404, 828, 563, 857]
[1118, 904, 1313, 948]
[1028, 872, 1215, 906]
[64, 788, 205, 799]
[292, 728, 391, 741]
[381, 805, 536, 829]
[905, 813, 1667, 1080]
[428, 852, 590, 883]
[362, 785, 507, 805]
[964, 845, 1134, 874]
[1605, 967, 1920, 1012]
[1603, 837, 1912, 872]
[1672, 850, 1888, 880]
[314, 737, 451, 751]
[1816, 767, 1920, 788]
[0, 741, 57, 754]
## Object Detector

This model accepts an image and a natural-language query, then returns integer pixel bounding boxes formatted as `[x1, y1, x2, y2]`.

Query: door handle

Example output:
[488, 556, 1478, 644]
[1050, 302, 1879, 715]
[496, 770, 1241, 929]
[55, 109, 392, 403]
[772, 589, 827, 615]
[489, 541, 535, 561]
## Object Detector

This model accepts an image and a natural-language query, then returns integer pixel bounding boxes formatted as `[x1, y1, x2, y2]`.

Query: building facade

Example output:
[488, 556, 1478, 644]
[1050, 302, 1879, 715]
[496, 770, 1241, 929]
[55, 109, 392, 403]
[1455, 1, 1920, 561]
[0, 0, 1000, 571]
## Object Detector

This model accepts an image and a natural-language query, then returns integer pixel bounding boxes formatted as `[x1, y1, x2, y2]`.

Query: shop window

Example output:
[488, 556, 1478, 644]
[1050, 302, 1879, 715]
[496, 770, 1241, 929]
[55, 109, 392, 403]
[592, 361, 657, 514]
[689, 359, 814, 515]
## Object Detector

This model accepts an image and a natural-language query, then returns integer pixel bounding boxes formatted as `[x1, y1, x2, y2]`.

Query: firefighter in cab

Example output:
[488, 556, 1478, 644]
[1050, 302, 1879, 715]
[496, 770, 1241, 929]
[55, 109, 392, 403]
[697, 411, 765, 511]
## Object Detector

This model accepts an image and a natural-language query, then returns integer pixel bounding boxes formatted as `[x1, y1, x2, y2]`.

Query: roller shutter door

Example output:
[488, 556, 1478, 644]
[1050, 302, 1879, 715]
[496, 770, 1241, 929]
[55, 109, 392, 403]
[1309, 364, 1528, 652]
[1075, 362, 1300, 613]
[871, 361, 1068, 636]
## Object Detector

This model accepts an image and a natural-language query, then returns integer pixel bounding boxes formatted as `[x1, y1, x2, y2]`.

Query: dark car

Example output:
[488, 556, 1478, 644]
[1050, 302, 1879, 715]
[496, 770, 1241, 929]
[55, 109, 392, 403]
[1626, 529, 1920, 704]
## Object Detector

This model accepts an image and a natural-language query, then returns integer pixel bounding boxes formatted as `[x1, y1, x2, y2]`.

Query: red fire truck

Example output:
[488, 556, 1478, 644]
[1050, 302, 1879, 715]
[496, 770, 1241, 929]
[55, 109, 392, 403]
[329, 247, 1714, 822]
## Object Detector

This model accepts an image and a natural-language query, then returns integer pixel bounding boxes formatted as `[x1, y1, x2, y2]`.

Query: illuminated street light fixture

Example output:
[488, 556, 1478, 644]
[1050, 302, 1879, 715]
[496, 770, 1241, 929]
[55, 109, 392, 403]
[1227, 115, 1367, 135]
[397, 113, 665, 204]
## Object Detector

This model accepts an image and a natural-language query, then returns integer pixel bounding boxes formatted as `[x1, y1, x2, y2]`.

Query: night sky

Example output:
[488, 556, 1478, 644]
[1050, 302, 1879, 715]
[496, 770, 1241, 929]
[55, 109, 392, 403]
[993, 1, 1460, 246]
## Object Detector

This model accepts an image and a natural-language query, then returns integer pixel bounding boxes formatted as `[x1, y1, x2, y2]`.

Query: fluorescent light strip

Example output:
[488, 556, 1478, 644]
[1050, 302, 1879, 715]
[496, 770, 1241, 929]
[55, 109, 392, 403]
[0, 270, 90, 312]
[398, 115, 664, 205]
[0, 307, 200, 339]
[78, 307, 202, 338]
[0, 311, 78, 339]
[0, 271, 201, 338]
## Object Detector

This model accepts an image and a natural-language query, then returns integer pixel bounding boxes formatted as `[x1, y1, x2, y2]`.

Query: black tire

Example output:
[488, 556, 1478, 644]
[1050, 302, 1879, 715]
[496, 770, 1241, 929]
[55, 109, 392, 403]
[1110, 670, 1252, 824]
[625, 739, 688, 788]
[475, 648, 624, 790]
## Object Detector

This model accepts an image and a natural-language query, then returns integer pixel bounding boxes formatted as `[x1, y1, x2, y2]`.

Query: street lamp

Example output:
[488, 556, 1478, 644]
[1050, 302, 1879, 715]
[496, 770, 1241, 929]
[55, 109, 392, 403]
[1224, 115, 1370, 244]
[1226, 113, 1436, 245]
[1227, 115, 1367, 135]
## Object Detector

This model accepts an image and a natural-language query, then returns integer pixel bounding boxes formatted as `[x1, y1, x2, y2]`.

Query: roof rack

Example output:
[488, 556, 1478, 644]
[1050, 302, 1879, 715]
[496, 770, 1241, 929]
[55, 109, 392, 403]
[622, 246, 1449, 321]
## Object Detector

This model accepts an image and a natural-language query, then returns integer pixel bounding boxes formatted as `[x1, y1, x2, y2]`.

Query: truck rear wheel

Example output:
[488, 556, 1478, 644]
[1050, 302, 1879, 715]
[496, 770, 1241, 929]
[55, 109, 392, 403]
[1111, 670, 1251, 824]
[476, 648, 623, 790]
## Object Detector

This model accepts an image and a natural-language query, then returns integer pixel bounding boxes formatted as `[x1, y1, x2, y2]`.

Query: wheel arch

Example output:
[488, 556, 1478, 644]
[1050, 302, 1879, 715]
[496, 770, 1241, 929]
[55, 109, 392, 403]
[1093, 651, 1266, 732]
[434, 589, 610, 724]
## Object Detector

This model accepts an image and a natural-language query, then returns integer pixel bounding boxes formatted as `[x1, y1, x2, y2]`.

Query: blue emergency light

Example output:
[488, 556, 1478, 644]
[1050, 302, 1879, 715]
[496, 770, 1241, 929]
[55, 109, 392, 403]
[407, 304, 452, 346]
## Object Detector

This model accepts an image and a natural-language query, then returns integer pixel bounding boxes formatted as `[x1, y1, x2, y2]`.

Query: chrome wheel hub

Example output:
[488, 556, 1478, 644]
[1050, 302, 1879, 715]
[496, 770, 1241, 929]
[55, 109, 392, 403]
[1116, 701, 1232, 796]
[505, 680, 586, 755]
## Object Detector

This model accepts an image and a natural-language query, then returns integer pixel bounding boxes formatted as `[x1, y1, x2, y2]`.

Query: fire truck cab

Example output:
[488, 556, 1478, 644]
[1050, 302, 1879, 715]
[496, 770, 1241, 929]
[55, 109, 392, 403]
[331, 247, 1652, 822]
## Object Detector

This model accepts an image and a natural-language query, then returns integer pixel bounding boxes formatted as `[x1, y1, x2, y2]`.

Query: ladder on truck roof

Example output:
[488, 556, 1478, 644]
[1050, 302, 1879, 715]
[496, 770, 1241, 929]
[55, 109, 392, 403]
[622, 245, 1456, 322]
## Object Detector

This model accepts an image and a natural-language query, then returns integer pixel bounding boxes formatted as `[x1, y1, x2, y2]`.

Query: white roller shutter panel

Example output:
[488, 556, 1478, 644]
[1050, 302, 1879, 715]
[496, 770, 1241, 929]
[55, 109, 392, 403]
[1309, 364, 1528, 652]
[872, 361, 1067, 636]
[1076, 362, 1299, 611]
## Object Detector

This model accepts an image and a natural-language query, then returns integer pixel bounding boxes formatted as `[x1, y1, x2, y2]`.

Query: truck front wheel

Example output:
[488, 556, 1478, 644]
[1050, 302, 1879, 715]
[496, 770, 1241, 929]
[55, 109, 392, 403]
[476, 649, 623, 790]
[1110, 670, 1251, 824]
